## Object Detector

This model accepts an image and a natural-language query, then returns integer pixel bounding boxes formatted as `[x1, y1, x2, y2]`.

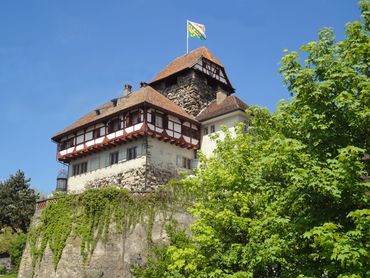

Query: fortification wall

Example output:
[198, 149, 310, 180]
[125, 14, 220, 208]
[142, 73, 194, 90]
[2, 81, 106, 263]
[18, 208, 192, 278]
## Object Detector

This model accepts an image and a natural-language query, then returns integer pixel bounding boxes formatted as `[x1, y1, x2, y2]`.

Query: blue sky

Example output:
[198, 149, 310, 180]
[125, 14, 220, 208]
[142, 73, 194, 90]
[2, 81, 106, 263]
[0, 0, 360, 194]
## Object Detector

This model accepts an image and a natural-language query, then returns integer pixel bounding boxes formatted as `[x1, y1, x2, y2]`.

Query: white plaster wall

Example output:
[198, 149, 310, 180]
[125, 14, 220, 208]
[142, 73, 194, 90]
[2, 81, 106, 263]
[67, 138, 146, 193]
[200, 111, 248, 157]
[148, 137, 195, 172]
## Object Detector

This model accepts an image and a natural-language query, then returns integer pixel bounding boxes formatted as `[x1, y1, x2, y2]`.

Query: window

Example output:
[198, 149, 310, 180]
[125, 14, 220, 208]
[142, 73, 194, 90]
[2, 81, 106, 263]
[126, 111, 141, 127]
[85, 130, 93, 141]
[132, 111, 141, 125]
[107, 118, 120, 133]
[109, 152, 119, 165]
[203, 127, 208, 135]
[59, 138, 74, 151]
[177, 155, 192, 170]
[93, 127, 103, 139]
[76, 132, 84, 145]
[182, 126, 191, 137]
[127, 147, 137, 160]
[210, 125, 215, 133]
[155, 113, 163, 128]
[182, 157, 191, 169]
[72, 162, 88, 176]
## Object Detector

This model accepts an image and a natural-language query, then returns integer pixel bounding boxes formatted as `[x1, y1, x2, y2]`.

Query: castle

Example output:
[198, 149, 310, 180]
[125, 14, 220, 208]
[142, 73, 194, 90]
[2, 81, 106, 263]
[51, 47, 248, 193]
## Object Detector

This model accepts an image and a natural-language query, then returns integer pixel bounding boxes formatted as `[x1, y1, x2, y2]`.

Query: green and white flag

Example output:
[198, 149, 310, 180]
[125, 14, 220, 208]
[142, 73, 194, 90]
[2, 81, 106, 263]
[187, 20, 206, 40]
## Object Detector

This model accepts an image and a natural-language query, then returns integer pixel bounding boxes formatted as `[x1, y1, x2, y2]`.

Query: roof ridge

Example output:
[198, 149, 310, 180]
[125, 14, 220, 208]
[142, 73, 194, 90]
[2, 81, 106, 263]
[149, 46, 224, 84]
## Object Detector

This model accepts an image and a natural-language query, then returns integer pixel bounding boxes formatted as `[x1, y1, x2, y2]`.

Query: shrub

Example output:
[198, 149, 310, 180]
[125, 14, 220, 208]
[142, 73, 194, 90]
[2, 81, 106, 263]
[9, 233, 27, 268]
[0, 264, 6, 274]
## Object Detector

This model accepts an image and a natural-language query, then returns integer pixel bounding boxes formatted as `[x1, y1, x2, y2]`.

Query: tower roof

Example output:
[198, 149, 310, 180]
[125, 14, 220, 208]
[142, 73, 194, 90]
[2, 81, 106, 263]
[149, 46, 224, 84]
[52, 85, 195, 141]
[196, 95, 248, 122]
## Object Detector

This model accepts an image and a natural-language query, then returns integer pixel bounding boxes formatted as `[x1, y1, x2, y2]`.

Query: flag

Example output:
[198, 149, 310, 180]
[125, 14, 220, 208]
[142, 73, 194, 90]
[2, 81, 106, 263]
[188, 20, 206, 40]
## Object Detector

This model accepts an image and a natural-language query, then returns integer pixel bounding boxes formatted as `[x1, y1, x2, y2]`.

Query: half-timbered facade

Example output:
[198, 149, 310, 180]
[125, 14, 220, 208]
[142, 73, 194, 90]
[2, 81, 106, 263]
[52, 47, 248, 193]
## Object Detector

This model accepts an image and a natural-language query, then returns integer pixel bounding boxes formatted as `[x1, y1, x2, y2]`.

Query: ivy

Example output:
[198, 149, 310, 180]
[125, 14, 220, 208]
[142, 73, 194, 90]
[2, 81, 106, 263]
[28, 186, 186, 276]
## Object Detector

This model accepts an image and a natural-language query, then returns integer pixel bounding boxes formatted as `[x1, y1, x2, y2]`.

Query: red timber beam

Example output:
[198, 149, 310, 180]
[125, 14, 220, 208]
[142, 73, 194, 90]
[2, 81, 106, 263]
[58, 123, 198, 162]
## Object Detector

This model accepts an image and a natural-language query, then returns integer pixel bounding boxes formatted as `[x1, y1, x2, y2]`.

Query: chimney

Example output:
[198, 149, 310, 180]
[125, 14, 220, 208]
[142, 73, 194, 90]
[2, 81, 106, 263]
[123, 84, 132, 96]
[140, 81, 147, 88]
[216, 86, 227, 104]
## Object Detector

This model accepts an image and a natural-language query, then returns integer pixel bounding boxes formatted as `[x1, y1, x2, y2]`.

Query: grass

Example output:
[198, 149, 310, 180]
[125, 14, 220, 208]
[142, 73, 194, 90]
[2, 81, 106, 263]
[0, 271, 17, 278]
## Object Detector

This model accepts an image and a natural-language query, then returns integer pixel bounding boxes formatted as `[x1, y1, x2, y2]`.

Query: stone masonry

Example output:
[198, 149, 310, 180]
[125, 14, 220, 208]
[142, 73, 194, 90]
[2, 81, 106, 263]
[85, 165, 176, 192]
[152, 70, 218, 117]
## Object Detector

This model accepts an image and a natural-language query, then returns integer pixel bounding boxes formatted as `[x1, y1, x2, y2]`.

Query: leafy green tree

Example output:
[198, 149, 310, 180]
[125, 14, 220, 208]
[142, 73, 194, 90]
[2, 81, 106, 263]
[0, 170, 37, 233]
[136, 2, 370, 277]
[278, 0, 370, 161]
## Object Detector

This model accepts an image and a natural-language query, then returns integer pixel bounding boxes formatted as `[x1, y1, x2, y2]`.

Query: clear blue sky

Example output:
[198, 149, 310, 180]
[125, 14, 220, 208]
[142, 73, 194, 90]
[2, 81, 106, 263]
[0, 0, 360, 194]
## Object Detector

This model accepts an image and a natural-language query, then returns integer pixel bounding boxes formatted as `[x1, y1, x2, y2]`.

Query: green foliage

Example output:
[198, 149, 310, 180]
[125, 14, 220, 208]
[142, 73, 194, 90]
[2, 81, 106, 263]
[0, 271, 18, 278]
[136, 2, 370, 277]
[0, 170, 37, 233]
[132, 221, 192, 278]
[0, 228, 16, 255]
[0, 264, 6, 274]
[28, 187, 175, 275]
[278, 0, 370, 161]
[8, 233, 27, 268]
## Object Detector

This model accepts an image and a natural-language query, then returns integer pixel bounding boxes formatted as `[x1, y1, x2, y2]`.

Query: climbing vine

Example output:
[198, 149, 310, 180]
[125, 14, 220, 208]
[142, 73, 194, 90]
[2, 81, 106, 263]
[28, 185, 191, 276]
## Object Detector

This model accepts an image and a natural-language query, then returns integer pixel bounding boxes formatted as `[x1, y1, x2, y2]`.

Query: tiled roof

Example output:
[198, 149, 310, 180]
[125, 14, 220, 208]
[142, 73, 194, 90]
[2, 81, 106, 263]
[196, 96, 248, 122]
[149, 46, 223, 83]
[52, 86, 195, 141]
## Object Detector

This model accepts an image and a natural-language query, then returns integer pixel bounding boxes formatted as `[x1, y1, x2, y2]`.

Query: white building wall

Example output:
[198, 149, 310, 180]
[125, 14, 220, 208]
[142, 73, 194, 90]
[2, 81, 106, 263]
[200, 111, 248, 157]
[67, 138, 146, 193]
[148, 137, 195, 173]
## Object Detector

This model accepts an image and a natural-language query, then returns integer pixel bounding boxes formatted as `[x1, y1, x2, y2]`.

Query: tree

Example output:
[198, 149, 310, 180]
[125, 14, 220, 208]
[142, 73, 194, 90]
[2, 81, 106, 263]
[278, 0, 370, 162]
[0, 170, 37, 233]
[136, 2, 370, 277]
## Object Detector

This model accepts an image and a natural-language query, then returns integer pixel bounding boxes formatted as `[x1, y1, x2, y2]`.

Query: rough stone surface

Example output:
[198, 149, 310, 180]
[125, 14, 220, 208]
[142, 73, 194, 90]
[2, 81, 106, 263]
[85, 165, 176, 192]
[18, 210, 193, 278]
[152, 70, 218, 117]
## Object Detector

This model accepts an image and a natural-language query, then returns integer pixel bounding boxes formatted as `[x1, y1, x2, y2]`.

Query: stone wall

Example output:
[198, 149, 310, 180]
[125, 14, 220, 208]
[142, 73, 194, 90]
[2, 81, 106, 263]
[85, 165, 176, 192]
[18, 209, 193, 278]
[152, 70, 217, 116]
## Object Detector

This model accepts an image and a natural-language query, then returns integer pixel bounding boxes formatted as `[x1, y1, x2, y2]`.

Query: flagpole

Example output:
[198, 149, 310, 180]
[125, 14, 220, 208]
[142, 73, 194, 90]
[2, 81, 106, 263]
[186, 20, 189, 54]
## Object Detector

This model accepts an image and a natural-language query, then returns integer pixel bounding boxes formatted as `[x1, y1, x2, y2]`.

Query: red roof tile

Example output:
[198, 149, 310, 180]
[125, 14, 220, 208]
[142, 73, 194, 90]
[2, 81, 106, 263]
[196, 95, 248, 122]
[52, 86, 195, 141]
[149, 46, 223, 84]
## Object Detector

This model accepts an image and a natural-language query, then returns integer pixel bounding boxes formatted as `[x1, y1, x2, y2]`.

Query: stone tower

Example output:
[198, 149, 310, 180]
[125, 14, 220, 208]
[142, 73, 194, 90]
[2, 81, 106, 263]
[149, 47, 234, 117]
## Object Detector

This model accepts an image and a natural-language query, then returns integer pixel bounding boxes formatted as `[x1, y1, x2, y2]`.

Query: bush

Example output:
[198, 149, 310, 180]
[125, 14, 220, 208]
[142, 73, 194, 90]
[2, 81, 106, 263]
[9, 233, 27, 268]
[0, 264, 6, 274]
